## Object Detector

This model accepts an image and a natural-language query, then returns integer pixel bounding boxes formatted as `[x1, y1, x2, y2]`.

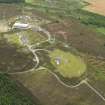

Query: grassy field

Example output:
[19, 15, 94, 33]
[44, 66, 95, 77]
[0, 74, 37, 105]
[20, 30, 47, 45]
[0, 4, 22, 20]
[50, 49, 86, 78]
[11, 68, 105, 105]
[25, 0, 84, 9]
[73, 10, 105, 37]
[96, 27, 105, 36]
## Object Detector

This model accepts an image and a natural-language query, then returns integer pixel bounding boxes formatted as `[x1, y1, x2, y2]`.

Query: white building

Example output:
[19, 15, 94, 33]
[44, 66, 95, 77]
[55, 57, 61, 65]
[12, 22, 31, 29]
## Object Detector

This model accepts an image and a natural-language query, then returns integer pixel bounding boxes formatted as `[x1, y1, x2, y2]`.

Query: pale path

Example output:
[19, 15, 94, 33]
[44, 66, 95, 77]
[84, 81, 105, 102]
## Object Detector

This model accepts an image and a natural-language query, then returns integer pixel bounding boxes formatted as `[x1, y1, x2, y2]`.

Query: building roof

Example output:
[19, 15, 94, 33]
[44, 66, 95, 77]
[12, 22, 31, 29]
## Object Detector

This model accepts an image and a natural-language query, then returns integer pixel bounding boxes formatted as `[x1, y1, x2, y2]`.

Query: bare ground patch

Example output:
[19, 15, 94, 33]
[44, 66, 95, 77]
[84, 0, 105, 16]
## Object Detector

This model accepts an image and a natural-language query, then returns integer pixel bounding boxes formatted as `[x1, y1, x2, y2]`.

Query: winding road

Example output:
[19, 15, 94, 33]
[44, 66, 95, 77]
[8, 20, 105, 102]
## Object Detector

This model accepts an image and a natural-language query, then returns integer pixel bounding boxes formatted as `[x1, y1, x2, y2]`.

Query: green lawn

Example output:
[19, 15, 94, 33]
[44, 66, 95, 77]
[4, 33, 21, 46]
[24, 0, 105, 37]
[96, 27, 105, 36]
[50, 49, 86, 78]
[0, 74, 36, 105]
[20, 30, 47, 45]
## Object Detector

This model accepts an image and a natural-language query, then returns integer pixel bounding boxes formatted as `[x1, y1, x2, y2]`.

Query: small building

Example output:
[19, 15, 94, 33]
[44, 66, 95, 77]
[55, 57, 61, 65]
[12, 22, 31, 29]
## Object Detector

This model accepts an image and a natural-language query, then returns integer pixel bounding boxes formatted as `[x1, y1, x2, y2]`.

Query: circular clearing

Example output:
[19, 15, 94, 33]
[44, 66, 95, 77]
[50, 49, 86, 78]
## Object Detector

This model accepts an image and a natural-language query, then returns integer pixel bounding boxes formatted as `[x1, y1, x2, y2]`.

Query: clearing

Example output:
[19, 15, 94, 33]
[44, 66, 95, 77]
[50, 49, 86, 78]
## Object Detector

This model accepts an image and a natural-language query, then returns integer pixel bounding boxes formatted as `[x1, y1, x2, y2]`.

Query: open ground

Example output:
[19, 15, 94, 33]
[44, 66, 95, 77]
[84, 0, 105, 16]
